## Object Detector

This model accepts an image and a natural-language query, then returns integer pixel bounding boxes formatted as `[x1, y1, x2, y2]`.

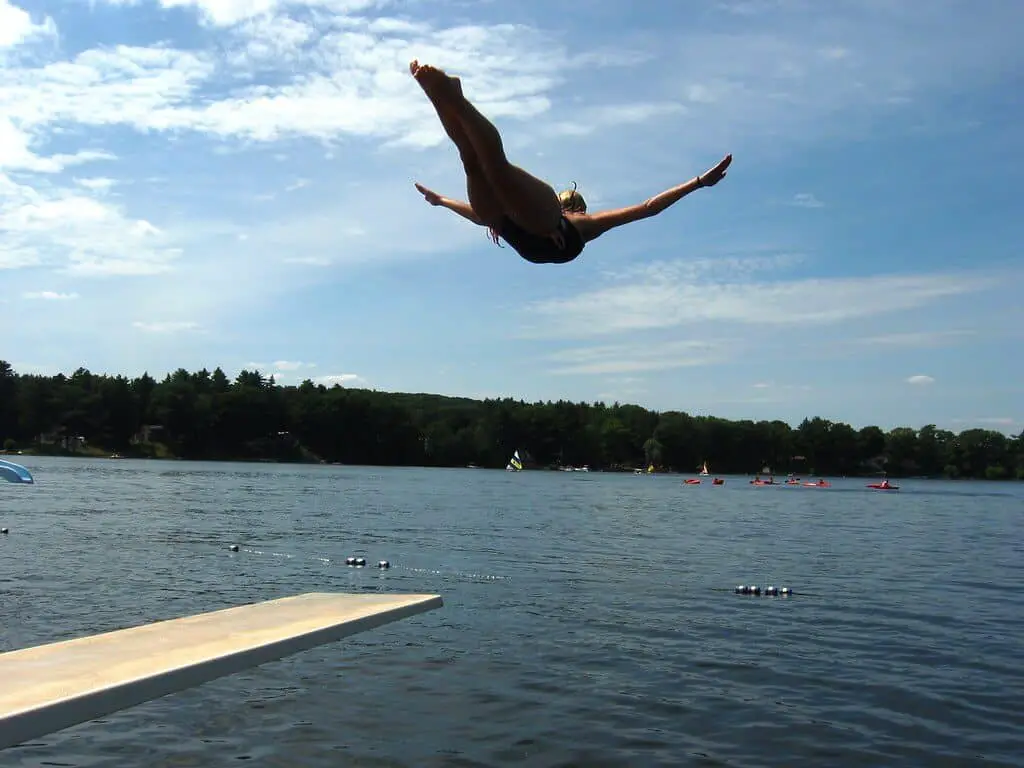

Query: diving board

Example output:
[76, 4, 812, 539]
[0, 591, 442, 751]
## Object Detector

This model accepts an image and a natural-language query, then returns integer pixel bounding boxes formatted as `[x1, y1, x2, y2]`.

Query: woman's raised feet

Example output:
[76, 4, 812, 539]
[409, 59, 463, 102]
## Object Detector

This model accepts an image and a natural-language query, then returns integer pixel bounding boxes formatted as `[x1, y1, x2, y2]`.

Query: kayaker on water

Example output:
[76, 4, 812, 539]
[409, 59, 733, 265]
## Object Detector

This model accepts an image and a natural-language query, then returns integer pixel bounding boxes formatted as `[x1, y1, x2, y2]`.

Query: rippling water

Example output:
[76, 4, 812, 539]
[2, 457, 1022, 767]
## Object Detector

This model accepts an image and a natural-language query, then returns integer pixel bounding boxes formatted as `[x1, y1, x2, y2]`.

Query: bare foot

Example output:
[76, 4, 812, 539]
[409, 60, 463, 101]
[442, 71, 463, 100]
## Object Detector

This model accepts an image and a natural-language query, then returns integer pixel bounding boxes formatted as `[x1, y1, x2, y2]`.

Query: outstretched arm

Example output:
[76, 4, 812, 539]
[414, 182, 484, 226]
[574, 154, 732, 243]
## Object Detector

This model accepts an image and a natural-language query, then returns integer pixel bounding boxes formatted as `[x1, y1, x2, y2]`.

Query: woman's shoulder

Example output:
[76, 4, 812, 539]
[564, 212, 597, 243]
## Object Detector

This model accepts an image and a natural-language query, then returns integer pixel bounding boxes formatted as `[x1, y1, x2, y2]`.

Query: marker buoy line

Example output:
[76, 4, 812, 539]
[226, 544, 507, 581]
[734, 585, 793, 596]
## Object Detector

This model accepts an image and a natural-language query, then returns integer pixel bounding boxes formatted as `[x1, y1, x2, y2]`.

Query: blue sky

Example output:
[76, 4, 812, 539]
[1, 0, 1021, 435]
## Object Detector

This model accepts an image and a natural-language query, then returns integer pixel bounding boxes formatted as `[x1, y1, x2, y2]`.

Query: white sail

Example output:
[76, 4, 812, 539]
[505, 450, 523, 471]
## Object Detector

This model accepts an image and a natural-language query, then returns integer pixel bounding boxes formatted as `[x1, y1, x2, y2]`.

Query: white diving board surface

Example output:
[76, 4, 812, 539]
[0, 591, 442, 751]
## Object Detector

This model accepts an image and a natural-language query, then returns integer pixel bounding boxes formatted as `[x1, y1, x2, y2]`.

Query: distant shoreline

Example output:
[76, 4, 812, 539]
[5, 449, 1019, 481]
[2, 361, 1020, 481]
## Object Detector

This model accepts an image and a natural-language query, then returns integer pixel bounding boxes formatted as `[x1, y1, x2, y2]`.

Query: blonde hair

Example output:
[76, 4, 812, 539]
[558, 182, 587, 213]
[485, 182, 586, 246]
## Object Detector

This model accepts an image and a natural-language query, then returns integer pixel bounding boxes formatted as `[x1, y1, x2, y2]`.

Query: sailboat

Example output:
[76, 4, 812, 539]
[505, 450, 523, 472]
[698, 461, 710, 476]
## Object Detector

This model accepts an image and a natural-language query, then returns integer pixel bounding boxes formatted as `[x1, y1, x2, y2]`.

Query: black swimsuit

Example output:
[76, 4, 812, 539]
[498, 215, 585, 265]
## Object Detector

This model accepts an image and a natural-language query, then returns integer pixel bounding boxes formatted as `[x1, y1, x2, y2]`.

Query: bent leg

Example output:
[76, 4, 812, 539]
[451, 85, 563, 236]
[411, 60, 504, 227]
[412, 61, 562, 236]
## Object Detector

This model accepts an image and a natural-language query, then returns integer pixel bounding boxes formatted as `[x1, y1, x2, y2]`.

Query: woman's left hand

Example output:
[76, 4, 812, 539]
[698, 154, 732, 187]
[414, 182, 442, 205]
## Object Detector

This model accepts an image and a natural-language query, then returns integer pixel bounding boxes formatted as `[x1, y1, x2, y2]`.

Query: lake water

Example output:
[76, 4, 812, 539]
[1, 456, 1022, 767]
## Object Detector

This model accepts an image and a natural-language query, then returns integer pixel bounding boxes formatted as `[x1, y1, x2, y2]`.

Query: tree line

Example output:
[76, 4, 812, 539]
[1, 361, 1020, 479]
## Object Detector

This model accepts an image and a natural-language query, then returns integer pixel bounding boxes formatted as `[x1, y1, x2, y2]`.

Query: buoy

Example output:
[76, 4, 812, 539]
[345, 556, 356, 566]
[228, 544, 239, 552]
[346, 556, 366, 567]
[377, 560, 390, 569]
[1, 528, 8, 535]
[734, 584, 792, 597]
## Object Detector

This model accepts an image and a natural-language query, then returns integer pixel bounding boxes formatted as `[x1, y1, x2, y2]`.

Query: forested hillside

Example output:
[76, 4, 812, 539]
[1, 361, 1020, 479]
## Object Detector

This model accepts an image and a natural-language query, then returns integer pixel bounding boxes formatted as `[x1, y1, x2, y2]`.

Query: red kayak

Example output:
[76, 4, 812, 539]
[684, 478, 701, 485]
[866, 483, 899, 491]
[803, 481, 831, 488]
[712, 478, 724, 486]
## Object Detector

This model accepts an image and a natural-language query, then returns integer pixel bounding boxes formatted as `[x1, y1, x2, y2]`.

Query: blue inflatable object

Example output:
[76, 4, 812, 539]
[0, 458, 34, 484]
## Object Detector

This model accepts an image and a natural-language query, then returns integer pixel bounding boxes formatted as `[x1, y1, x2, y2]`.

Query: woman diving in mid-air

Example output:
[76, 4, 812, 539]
[409, 59, 733, 265]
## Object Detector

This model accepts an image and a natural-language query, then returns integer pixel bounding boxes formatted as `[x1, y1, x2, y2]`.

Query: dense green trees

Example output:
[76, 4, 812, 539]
[1, 361, 1020, 479]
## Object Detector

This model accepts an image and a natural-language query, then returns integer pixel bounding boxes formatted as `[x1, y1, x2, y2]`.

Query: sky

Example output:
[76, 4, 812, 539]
[1, 0, 1021, 436]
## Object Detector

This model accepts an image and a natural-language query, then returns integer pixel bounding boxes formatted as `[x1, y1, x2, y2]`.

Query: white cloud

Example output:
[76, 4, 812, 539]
[596, 385, 648, 401]
[224, 6, 318, 61]
[790, 192, 824, 208]
[0, 117, 113, 174]
[1, 171, 179, 275]
[2, 46, 215, 136]
[23, 291, 79, 300]
[0, 22, 556, 148]
[545, 339, 731, 375]
[239, 361, 318, 383]
[951, 417, 1017, 427]
[521, 259, 1001, 339]
[597, 253, 804, 286]
[154, 0, 381, 28]
[132, 320, 202, 333]
[271, 360, 313, 371]
[314, 373, 368, 387]
[548, 102, 687, 137]
[0, 247, 36, 270]
[906, 375, 935, 386]
[74, 177, 118, 193]
[0, 5, 679, 162]
[246, 360, 317, 372]
[747, 381, 811, 394]
[854, 330, 976, 347]
[0, 0, 56, 48]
